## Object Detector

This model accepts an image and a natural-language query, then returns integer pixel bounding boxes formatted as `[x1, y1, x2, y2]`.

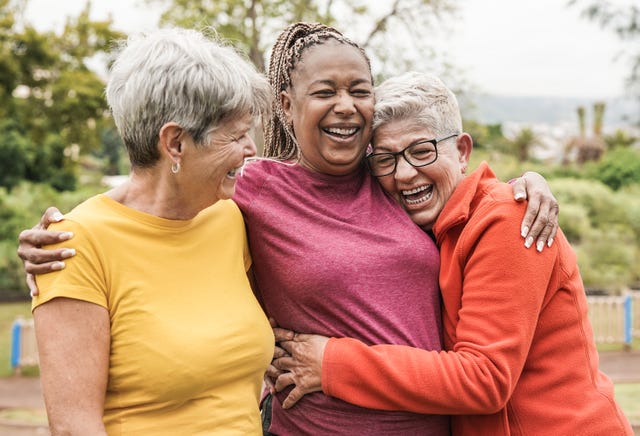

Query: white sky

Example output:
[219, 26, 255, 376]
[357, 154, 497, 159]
[22, 0, 632, 99]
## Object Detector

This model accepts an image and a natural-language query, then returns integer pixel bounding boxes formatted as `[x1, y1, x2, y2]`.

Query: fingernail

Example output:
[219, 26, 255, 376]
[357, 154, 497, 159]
[51, 261, 65, 270]
[547, 237, 554, 247]
[536, 240, 544, 252]
[61, 249, 76, 258]
[524, 236, 533, 248]
[29, 289, 35, 298]
[521, 226, 529, 238]
[514, 192, 526, 201]
[52, 212, 64, 222]
[60, 232, 74, 241]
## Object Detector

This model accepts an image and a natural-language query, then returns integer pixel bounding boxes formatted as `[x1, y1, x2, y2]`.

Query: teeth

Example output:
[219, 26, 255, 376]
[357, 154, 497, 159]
[402, 185, 429, 195]
[402, 185, 432, 205]
[405, 190, 433, 205]
[325, 127, 357, 136]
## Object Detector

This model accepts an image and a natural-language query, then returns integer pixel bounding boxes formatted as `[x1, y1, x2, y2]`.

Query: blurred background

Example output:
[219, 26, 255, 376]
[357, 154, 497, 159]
[0, 0, 638, 433]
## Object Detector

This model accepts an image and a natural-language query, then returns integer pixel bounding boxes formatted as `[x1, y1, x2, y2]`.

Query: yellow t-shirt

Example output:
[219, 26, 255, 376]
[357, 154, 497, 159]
[33, 194, 273, 435]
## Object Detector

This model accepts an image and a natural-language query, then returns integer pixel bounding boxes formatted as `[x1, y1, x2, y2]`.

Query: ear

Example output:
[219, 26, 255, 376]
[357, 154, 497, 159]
[280, 90, 293, 125]
[456, 133, 473, 173]
[159, 122, 184, 162]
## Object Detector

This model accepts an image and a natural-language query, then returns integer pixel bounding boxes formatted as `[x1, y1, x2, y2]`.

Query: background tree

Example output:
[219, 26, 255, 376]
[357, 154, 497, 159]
[0, 0, 124, 190]
[570, 0, 640, 122]
[509, 127, 541, 162]
[145, 0, 461, 86]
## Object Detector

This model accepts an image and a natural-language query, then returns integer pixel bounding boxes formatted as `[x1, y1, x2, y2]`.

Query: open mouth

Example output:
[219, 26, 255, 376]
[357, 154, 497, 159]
[402, 185, 433, 205]
[227, 164, 244, 178]
[323, 126, 359, 139]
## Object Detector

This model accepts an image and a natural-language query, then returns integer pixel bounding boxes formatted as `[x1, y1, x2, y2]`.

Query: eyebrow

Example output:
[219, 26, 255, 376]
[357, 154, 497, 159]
[309, 78, 372, 87]
[373, 138, 431, 152]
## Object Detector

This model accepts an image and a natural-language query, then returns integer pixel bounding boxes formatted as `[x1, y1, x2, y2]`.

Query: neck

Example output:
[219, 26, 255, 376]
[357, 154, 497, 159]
[106, 167, 215, 220]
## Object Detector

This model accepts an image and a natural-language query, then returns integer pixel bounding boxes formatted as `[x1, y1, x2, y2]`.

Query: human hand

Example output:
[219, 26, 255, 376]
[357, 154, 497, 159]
[264, 319, 289, 395]
[16, 207, 76, 296]
[511, 172, 559, 251]
[272, 329, 329, 409]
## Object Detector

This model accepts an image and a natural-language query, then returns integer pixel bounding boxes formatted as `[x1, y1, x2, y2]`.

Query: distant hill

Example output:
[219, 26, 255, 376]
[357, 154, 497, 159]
[459, 94, 639, 130]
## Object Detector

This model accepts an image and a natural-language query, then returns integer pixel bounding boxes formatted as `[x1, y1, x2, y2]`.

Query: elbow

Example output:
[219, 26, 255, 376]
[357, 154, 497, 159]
[461, 377, 513, 414]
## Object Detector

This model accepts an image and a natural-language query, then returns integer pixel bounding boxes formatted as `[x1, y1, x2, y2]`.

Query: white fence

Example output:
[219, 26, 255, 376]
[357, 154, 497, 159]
[10, 316, 38, 374]
[587, 290, 640, 347]
[8, 290, 640, 371]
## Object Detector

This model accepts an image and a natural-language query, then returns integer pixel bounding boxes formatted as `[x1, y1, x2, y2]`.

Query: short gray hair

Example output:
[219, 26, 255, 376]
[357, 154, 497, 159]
[372, 71, 462, 138]
[106, 28, 271, 167]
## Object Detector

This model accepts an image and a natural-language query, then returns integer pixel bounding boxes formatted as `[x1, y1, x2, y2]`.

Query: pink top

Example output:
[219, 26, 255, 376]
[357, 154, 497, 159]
[234, 159, 449, 435]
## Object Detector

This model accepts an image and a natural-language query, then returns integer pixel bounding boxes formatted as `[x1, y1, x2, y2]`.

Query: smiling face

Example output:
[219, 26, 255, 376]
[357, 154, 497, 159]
[185, 113, 257, 206]
[373, 119, 472, 230]
[281, 40, 374, 176]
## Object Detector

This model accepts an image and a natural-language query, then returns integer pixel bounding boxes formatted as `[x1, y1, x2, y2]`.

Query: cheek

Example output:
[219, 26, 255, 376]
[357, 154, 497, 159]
[378, 176, 398, 197]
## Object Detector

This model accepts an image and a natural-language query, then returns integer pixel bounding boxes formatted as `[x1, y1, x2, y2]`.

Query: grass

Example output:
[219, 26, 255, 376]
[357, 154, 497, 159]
[0, 301, 38, 377]
[615, 383, 640, 424]
[0, 407, 47, 425]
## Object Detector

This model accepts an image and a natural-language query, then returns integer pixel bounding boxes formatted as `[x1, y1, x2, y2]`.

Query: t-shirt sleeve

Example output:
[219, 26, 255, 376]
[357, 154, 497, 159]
[32, 219, 108, 311]
[233, 161, 265, 212]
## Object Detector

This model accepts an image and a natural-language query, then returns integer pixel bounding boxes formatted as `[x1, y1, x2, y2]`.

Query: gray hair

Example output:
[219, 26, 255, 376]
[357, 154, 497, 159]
[106, 28, 271, 168]
[372, 71, 462, 138]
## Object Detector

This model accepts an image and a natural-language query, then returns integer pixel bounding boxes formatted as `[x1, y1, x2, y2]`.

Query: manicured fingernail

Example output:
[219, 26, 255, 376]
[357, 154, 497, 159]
[52, 212, 64, 222]
[61, 249, 76, 258]
[514, 192, 526, 201]
[524, 236, 533, 248]
[29, 289, 36, 298]
[521, 226, 529, 238]
[51, 261, 65, 270]
[536, 240, 544, 252]
[547, 237, 554, 247]
[60, 232, 74, 241]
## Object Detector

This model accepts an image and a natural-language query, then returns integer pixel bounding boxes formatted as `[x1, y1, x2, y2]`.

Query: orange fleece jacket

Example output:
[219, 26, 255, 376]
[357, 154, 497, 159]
[322, 162, 632, 435]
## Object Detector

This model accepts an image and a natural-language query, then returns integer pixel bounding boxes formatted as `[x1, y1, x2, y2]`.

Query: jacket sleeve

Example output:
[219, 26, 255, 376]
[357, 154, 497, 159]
[322, 199, 558, 415]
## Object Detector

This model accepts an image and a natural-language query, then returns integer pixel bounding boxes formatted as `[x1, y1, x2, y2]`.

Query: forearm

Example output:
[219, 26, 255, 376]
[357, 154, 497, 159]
[323, 206, 555, 414]
[323, 338, 513, 414]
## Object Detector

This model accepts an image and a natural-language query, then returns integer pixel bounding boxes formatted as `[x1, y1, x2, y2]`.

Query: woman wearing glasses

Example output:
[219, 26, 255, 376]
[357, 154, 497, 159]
[270, 71, 633, 435]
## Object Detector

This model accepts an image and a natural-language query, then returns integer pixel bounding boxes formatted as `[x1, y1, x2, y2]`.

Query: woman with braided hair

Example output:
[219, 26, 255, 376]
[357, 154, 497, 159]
[236, 22, 559, 434]
[19, 22, 559, 435]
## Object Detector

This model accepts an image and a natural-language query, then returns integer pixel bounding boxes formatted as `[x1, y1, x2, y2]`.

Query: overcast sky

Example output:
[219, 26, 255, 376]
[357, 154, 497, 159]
[23, 0, 632, 99]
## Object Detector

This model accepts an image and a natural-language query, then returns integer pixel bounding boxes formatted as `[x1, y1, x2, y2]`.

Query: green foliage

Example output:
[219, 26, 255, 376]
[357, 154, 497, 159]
[463, 120, 509, 150]
[605, 129, 637, 149]
[549, 178, 640, 292]
[0, 181, 103, 299]
[588, 147, 640, 190]
[0, 1, 126, 195]
[556, 203, 590, 243]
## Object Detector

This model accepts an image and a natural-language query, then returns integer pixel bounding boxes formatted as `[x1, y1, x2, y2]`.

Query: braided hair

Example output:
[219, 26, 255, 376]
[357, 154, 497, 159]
[264, 22, 373, 160]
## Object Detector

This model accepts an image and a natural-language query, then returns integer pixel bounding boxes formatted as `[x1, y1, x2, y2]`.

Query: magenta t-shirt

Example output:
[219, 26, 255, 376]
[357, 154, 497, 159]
[234, 160, 449, 435]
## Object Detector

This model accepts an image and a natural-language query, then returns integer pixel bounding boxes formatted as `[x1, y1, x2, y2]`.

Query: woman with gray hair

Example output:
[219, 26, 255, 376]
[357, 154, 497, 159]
[31, 28, 274, 435]
[269, 71, 633, 435]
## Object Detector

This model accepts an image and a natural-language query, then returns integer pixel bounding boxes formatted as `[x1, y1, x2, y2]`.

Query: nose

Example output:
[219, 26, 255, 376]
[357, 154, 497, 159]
[394, 155, 417, 181]
[333, 91, 356, 115]
[241, 134, 258, 158]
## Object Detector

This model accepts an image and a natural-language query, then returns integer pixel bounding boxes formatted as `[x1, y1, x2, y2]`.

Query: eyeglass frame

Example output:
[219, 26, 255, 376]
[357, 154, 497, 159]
[366, 133, 459, 177]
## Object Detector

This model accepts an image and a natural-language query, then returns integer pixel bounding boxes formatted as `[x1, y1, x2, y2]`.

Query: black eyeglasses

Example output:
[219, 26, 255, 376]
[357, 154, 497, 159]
[366, 133, 459, 177]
